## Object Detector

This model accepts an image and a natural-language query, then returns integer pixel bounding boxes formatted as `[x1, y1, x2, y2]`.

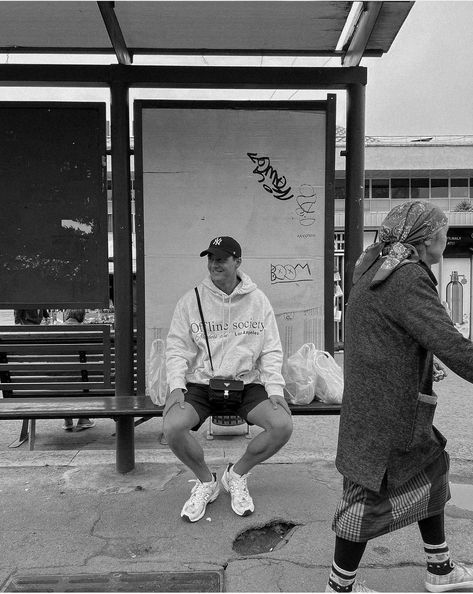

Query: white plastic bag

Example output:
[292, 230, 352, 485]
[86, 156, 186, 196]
[284, 343, 343, 405]
[312, 349, 344, 404]
[284, 343, 318, 405]
[146, 339, 169, 405]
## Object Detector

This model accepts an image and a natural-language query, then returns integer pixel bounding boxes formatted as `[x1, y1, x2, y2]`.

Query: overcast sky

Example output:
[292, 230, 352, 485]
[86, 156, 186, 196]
[1, 1, 471, 138]
[360, 0, 473, 136]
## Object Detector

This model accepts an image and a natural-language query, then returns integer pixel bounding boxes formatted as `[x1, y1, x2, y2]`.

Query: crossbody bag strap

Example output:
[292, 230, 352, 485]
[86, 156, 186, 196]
[194, 287, 214, 372]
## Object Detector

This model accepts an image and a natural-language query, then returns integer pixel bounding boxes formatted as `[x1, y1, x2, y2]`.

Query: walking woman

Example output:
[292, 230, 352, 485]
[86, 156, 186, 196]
[326, 201, 473, 593]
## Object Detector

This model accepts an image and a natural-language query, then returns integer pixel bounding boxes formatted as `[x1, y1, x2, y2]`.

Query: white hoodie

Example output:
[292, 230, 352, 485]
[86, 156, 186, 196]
[166, 271, 285, 397]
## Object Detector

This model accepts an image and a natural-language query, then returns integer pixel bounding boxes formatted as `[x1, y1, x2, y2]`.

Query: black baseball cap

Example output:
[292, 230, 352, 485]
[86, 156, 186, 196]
[200, 236, 242, 258]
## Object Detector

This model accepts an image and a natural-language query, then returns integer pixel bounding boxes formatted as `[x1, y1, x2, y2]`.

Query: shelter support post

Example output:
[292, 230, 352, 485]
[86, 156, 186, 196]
[110, 80, 135, 473]
[344, 82, 366, 300]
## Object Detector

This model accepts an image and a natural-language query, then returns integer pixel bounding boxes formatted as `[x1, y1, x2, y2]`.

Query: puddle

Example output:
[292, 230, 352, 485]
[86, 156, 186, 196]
[233, 521, 297, 555]
[449, 483, 473, 511]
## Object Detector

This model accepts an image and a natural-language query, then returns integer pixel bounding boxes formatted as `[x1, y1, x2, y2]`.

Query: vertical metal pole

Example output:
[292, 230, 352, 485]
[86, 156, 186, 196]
[344, 83, 366, 301]
[110, 80, 135, 473]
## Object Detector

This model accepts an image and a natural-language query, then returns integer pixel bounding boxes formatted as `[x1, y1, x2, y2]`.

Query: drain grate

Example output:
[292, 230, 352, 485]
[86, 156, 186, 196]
[233, 521, 297, 555]
[3, 571, 222, 592]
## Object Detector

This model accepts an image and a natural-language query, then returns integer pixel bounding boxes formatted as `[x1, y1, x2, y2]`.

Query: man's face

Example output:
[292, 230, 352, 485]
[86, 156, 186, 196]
[207, 254, 240, 285]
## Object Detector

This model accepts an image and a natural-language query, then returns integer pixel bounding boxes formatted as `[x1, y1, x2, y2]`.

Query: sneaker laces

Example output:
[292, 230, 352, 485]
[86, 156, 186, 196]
[187, 479, 214, 507]
[229, 472, 252, 502]
[452, 562, 473, 579]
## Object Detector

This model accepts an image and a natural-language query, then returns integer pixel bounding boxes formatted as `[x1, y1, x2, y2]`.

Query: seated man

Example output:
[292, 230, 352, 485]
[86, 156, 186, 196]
[164, 236, 293, 522]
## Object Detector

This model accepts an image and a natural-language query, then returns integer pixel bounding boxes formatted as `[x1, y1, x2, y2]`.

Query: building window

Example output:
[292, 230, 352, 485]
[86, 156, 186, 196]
[391, 178, 409, 199]
[411, 178, 429, 199]
[451, 178, 469, 198]
[431, 178, 448, 198]
[371, 179, 389, 199]
[364, 179, 370, 198]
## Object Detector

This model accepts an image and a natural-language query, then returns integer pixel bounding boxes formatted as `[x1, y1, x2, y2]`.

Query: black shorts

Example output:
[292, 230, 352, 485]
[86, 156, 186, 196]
[185, 382, 269, 431]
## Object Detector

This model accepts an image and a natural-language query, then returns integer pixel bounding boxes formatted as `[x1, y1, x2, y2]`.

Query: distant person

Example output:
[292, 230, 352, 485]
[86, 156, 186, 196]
[164, 236, 292, 523]
[14, 309, 49, 325]
[62, 309, 96, 432]
[325, 201, 473, 593]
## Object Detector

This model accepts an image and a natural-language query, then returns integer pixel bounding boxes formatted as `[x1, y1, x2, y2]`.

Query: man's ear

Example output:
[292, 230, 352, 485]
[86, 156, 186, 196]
[235, 257, 242, 268]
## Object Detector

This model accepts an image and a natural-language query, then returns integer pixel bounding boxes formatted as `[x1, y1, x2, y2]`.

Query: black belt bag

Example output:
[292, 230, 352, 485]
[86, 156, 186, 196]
[195, 287, 244, 407]
[208, 378, 244, 405]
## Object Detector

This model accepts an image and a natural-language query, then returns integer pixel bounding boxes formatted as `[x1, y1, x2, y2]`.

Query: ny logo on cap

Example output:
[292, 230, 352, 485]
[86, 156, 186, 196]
[213, 237, 222, 246]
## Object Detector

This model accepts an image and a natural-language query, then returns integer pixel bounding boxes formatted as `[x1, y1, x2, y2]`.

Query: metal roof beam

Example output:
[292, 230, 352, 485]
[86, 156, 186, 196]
[97, 1, 132, 65]
[0, 64, 367, 88]
[342, 2, 383, 67]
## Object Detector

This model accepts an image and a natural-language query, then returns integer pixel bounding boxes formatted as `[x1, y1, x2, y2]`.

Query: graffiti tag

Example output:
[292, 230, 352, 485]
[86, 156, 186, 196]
[247, 152, 294, 200]
[271, 262, 313, 284]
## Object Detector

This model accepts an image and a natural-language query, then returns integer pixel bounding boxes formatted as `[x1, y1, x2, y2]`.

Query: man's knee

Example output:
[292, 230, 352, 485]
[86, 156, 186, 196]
[163, 405, 196, 441]
[261, 409, 293, 443]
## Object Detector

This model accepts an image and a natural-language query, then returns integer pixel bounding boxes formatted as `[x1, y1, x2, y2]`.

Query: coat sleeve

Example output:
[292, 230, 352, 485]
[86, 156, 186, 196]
[256, 296, 286, 397]
[391, 266, 473, 383]
[165, 299, 196, 393]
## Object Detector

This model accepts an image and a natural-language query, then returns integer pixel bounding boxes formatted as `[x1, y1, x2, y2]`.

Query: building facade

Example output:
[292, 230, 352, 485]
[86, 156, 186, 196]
[334, 134, 473, 344]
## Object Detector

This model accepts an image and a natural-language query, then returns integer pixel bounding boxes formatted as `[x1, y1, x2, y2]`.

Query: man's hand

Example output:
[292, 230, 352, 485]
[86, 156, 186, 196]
[268, 394, 291, 415]
[163, 388, 186, 417]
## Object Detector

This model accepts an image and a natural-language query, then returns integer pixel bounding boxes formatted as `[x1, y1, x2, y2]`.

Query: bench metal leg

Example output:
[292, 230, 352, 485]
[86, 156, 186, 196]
[28, 419, 36, 451]
[116, 416, 135, 474]
[8, 419, 29, 448]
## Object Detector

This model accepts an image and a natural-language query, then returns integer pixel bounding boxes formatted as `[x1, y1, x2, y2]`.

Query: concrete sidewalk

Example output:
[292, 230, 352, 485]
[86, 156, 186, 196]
[0, 373, 472, 593]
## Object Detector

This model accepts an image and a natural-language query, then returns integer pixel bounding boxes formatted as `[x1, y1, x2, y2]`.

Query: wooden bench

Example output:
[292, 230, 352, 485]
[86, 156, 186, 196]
[0, 324, 162, 454]
[0, 324, 340, 471]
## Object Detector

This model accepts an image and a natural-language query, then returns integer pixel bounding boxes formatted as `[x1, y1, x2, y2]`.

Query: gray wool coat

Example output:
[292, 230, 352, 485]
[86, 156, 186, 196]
[336, 259, 473, 493]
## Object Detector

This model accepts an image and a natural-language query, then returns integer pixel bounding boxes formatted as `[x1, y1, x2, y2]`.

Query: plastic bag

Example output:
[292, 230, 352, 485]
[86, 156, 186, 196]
[146, 339, 169, 405]
[312, 349, 344, 404]
[284, 343, 343, 405]
[284, 343, 318, 405]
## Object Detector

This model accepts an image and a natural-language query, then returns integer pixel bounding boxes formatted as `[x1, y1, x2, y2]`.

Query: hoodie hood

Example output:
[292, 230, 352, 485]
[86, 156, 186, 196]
[166, 270, 285, 397]
[201, 270, 258, 298]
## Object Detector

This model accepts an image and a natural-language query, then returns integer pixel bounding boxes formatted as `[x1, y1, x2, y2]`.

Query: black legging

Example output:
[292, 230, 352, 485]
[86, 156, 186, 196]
[334, 513, 446, 573]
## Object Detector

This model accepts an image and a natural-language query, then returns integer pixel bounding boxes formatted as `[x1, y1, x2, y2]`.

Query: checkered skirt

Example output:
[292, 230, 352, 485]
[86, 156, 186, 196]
[332, 451, 450, 542]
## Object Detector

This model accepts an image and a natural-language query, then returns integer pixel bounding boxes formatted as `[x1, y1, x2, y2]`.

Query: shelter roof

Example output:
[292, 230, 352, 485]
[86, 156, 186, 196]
[0, 1, 413, 65]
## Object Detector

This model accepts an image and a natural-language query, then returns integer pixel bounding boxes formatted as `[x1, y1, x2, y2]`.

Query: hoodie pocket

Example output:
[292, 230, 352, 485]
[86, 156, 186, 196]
[405, 392, 437, 452]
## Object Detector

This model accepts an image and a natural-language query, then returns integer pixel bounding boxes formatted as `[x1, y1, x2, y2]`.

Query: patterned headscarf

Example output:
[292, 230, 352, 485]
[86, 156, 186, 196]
[353, 201, 448, 287]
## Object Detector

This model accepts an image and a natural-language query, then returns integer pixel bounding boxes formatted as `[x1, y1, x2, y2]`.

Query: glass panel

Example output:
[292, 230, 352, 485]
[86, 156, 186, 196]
[334, 179, 345, 201]
[391, 178, 410, 199]
[334, 199, 345, 212]
[411, 178, 429, 198]
[370, 199, 391, 211]
[450, 198, 472, 211]
[371, 179, 389, 198]
[364, 200, 371, 211]
[429, 198, 449, 210]
[365, 179, 370, 199]
[431, 178, 448, 198]
[451, 178, 469, 197]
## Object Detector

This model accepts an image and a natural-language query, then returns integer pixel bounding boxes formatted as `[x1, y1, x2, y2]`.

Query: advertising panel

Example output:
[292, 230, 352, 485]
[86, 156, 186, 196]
[138, 102, 333, 372]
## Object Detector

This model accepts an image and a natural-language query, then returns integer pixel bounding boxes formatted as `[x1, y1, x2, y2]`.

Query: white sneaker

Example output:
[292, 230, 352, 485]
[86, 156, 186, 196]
[221, 463, 254, 517]
[180, 474, 220, 523]
[325, 581, 376, 592]
[425, 562, 473, 592]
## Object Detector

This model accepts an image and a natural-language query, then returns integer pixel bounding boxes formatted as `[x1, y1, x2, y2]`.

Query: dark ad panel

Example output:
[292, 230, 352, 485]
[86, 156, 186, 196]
[0, 104, 108, 308]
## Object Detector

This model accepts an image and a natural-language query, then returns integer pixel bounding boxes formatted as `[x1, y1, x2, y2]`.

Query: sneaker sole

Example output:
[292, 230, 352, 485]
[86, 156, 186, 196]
[180, 486, 220, 523]
[425, 581, 473, 593]
[221, 472, 254, 517]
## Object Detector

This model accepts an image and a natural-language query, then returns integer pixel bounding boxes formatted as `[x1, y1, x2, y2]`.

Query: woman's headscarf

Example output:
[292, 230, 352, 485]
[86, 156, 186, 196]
[353, 200, 448, 287]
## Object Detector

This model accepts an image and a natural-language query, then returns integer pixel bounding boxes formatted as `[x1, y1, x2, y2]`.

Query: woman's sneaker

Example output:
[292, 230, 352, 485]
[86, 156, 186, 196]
[180, 474, 219, 523]
[425, 562, 473, 592]
[221, 463, 254, 516]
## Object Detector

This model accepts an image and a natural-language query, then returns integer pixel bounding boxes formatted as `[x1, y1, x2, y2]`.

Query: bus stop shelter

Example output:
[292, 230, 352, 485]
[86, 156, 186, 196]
[0, 1, 413, 472]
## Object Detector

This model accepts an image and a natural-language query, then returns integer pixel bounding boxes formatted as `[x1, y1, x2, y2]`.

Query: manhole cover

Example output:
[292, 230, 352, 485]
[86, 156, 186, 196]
[3, 571, 222, 592]
[233, 521, 297, 555]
